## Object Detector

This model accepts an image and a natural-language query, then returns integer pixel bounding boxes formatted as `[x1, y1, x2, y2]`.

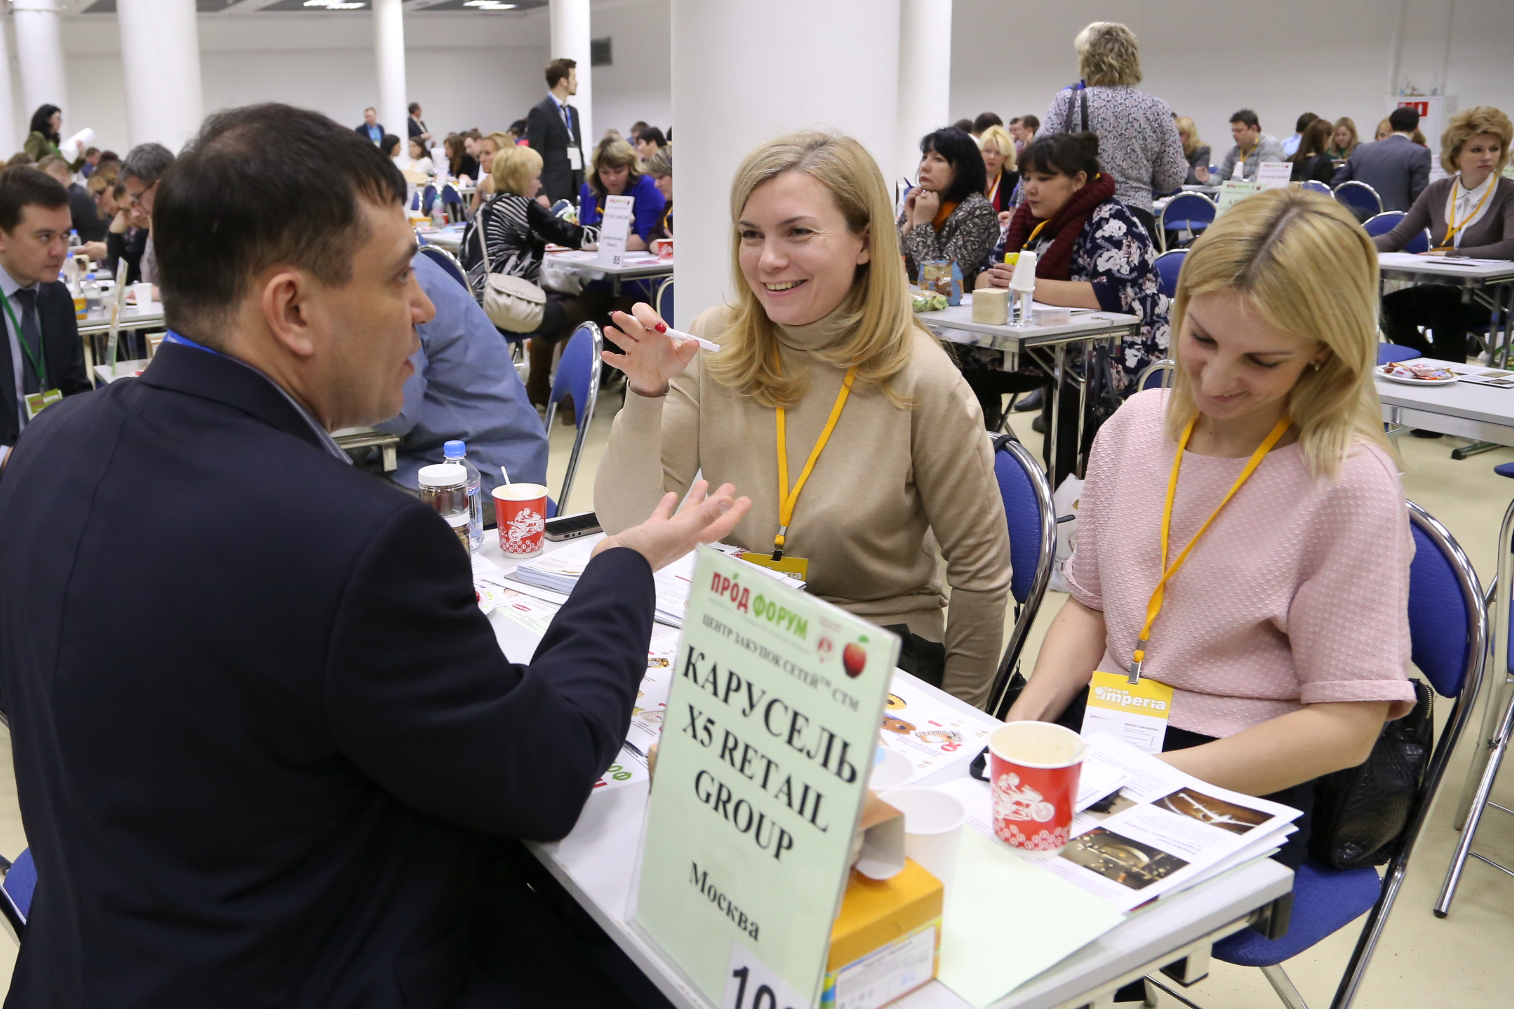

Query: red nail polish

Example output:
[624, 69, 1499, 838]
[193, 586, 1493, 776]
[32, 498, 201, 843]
[654, 322, 667, 333]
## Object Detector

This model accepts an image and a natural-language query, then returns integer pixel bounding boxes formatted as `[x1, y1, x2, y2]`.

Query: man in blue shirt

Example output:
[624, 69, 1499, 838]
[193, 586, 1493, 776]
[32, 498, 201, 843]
[355, 107, 384, 145]
[376, 252, 548, 509]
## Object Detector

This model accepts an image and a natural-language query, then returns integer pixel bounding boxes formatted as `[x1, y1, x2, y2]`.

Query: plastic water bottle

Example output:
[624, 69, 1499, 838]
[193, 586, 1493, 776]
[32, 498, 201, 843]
[67, 229, 80, 254]
[443, 440, 483, 552]
[431, 199, 446, 229]
[82, 272, 103, 318]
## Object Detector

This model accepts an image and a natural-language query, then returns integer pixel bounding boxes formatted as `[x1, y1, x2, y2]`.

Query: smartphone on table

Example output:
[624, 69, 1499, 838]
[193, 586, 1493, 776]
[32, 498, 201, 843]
[544, 511, 602, 542]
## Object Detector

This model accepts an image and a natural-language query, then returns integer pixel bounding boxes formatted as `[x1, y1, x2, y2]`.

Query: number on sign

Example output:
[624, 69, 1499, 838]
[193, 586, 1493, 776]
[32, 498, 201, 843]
[729, 967, 794, 1009]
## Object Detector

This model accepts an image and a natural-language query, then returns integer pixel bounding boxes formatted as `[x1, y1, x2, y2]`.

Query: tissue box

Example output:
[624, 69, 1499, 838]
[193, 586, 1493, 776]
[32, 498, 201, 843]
[821, 860, 943, 1009]
[972, 288, 1009, 324]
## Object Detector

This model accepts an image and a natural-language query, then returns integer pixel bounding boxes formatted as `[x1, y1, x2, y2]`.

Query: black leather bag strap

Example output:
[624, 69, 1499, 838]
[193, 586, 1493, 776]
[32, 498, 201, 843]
[1080, 87, 1090, 131]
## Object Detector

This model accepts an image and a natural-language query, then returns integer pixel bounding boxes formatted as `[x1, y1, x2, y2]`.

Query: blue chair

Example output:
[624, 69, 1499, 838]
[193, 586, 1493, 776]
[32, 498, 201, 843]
[1334, 181, 1382, 224]
[0, 848, 35, 935]
[1184, 502, 1487, 1009]
[543, 323, 604, 516]
[1158, 192, 1216, 252]
[1300, 180, 1332, 196]
[421, 183, 438, 218]
[417, 245, 470, 293]
[1153, 249, 1187, 300]
[654, 277, 675, 328]
[1362, 211, 1406, 238]
[985, 435, 1057, 719]
[1137, 358, 1175, 391]
[1376, 343, 1421, 366]
[1402, 228, 1432, 254]
[440, 184, 463, 220]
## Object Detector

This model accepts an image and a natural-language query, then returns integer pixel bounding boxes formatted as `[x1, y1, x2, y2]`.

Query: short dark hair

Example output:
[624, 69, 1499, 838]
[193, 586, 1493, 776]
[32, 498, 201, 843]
[1009, 117, 1021, 126]
[0, 166, 69, 233]
[1019, 131, 1103, 182]
[1388, 106, 1420, 133]
[1229, 109, 1260, 129]
[545, 58, 576, 89]
[636, 126, 667, 148]
[380, 134, 401, 157]
[972, 112, 1003, 134]
[407, 102, 421, 116]
[920, 127, 986, 205]
[28, 105, 60, 142]
[952, 118, 974, 134]
[1021, 115, 1040, 133]
[508, 119, 528, 136]
[84, 146, 100, 158]
[35, 155, 68, 176]
[1295, 112, 1319, 133]
[121, 142, 175, 186]
[154, 103, 406, 341]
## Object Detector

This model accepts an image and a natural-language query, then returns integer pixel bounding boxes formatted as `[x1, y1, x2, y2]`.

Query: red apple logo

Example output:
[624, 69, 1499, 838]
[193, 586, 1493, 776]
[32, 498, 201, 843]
[842, 640, 867, 678]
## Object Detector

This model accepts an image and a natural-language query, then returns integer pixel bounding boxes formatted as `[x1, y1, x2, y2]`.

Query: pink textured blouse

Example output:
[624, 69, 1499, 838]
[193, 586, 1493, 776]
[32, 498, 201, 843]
[1065, 390, 1417, 738]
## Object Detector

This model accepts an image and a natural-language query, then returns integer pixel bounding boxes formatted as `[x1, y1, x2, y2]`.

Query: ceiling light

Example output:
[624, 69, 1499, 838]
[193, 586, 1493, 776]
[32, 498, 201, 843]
[463, 1, 518, 7]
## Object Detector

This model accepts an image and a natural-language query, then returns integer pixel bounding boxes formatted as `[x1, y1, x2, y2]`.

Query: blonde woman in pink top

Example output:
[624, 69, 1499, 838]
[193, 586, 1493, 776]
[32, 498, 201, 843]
[1008, 189, 1417, 870]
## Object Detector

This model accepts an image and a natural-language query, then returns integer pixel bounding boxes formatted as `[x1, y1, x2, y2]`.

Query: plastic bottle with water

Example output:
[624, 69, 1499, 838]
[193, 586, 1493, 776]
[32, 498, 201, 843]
[82, 272, 103, 318]
[443, 440, 483, 552]
[67, 229, 81, 255]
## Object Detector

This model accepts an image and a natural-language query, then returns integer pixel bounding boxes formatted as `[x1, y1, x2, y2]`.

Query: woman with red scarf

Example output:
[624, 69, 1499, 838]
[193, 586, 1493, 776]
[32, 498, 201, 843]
[968, 132, 1168, 473]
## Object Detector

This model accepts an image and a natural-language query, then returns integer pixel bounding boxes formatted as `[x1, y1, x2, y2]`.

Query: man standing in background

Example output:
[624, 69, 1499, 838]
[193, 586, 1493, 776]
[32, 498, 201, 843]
[356, 107, 384, 145]
[527, 58, 586, 204]
[407, 103, 430, 150]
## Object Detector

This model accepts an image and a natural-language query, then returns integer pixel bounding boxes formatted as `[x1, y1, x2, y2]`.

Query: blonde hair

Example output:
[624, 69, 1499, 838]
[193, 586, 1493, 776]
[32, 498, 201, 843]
[707, 131, 923, 410]
[1075, 22, 1142, 87]
[1330, 116, 1358, 155]
[1439, 105, 1512, 175]
[481, 131, 511, 156]
[978, 125, 1017, 170]
[1174, 116, 1203, 158]
[588, 138, 644, 197]
[491, 143, 543, 198]
[1165, 189, 1390, 479]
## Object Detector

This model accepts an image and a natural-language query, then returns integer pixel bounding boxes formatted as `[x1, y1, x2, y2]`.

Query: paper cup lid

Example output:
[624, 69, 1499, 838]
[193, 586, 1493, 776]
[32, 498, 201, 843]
[418, 463, 467, 488]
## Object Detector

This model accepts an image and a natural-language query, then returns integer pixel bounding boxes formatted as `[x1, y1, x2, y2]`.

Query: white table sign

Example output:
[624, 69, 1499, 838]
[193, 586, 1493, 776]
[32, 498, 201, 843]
[598, 194, 635, 268]
[1254, 161, 1292, 191]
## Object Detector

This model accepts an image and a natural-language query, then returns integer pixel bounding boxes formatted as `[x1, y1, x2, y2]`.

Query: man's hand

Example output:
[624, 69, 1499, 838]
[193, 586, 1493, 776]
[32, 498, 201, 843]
[592, 480, 751, 572]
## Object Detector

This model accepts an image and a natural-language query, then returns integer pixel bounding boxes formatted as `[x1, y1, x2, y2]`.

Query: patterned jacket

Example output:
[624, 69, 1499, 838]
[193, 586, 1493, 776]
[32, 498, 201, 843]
[1043, 85, 1188, 213]
[897, 191, 1000, 290]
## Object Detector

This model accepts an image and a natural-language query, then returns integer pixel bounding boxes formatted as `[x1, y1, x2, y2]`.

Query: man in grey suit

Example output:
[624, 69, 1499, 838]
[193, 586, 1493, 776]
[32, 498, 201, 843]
[1331, 106, 1431, 212]
[526, 58, 586, 205]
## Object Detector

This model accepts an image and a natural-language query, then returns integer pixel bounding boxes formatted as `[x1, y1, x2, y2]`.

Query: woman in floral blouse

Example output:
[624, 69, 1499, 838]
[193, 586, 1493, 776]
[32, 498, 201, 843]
[897, 126, 1000, 290]
[972, 131, 1169, 475]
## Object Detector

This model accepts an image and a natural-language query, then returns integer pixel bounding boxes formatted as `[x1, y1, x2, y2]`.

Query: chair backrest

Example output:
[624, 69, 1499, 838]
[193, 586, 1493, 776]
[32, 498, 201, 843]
[1334, 180, 1382, 223]
[1362, 211, 1407, 237]
[1152, 249, 1187, 299]
[1300, 179, 1332, 195]
[0, 848, 35, 934]
[1406, 501, 1486, 700]
[441, 183, 462, 206]
[416, 245, 470, 293]
[654, 277, 675, 327]
[1159, 192, 1216, 231]
[421, 183, 438, 216]
[544, 323, 604, 513]
[1376, 343, 1421, 366]
[1137, 358, 1175, 391]
[1404, 228, 1432, 254]
[986, 435, 1057, 719]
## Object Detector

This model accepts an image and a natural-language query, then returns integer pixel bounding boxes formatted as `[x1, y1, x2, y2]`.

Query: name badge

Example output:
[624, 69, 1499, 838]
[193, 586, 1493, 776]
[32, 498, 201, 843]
[567, 147, 584, 171]
[737, 552, 808, 582]
[1080, 670, 1174, 754]
[23, 389, 62, 420]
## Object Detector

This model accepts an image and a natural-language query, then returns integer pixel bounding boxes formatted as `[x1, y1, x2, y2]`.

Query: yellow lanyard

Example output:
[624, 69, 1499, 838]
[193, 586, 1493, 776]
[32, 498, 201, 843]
[1440, 177, 1495, 249]
[1021, 220, 1049, 251]
[772, 365, 857, 560]
[1128, 414, 1291, 684]
[1237, 142, 1256, 166]
[985, 173, 1001, 206]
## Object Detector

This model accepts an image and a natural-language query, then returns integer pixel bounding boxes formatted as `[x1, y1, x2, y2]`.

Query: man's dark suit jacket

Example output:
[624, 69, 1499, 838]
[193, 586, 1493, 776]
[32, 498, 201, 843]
[0, 278, 90, 447]
[526, 95, 584, 204]
[0, 342, 657, 1008]
[1331, 134, 1432, 212]
[408, 117, 428, 140]
[355, 122, 386, 143]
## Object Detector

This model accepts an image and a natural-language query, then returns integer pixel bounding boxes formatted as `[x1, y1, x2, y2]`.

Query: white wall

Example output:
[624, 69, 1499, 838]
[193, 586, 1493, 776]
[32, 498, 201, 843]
[588, 0, 671, 142]
[949, 0, 1514, 161]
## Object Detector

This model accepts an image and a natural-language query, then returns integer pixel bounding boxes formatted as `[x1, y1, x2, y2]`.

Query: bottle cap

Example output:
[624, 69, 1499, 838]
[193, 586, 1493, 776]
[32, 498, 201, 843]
[85, 272, 96, 280]
[443, 439, 466, 458]
[418, 463, 467, 488]
[1009, 250, 1037, 292]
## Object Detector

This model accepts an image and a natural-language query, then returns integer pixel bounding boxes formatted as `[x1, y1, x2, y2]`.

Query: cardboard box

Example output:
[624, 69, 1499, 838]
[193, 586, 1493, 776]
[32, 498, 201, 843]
[820, 859, 943, 1009]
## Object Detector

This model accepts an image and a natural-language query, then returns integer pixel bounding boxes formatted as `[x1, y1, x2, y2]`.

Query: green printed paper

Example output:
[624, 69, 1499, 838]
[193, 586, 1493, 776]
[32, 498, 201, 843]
[633, 547, 899, 1005]
[1215, 179, 1260, 214]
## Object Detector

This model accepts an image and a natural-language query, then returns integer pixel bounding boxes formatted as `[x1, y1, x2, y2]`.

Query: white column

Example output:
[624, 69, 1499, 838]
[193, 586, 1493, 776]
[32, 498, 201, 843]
[895, 0, 952, 184]
[373, 0, 408, 152]
[0, 12, 20, 155]
[549, 0, 593, 153]
[671, 0, 900, 319]
[11, 0, 67, 136]
[118, 0, 203, 151]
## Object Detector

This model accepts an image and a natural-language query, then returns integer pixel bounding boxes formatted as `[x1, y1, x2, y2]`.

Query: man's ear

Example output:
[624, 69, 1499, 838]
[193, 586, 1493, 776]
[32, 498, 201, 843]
[260, 268, 317, 359]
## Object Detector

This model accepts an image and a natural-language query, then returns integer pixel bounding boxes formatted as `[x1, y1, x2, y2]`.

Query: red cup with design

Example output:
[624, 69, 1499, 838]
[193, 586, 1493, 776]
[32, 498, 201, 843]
[988, 722, 1085, 855]
[492, 482, 548, 557]
[651, 237, 674, 259]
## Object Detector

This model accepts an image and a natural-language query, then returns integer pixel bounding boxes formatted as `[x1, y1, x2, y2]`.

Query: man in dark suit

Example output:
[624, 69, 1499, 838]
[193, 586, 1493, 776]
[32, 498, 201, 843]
[407, 101, 431, 147]
[356, 106, 384, 145]
[0, 166, 90, 468]
[527, 57, 586, 204]
[0, 102, 748, 1008]
[1331, 106, 1432, 212]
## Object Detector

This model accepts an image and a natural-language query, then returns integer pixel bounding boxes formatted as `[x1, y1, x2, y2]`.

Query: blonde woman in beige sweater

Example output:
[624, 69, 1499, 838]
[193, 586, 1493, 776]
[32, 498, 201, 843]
[593, 131, 1012, 707]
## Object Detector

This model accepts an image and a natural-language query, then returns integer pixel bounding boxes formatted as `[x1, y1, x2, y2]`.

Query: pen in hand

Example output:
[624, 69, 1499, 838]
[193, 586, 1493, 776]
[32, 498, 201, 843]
[653, 321, 721, 352]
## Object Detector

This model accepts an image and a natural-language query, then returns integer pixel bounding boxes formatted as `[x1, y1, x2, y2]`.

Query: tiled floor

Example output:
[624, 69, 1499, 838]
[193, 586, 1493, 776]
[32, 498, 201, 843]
[1, 384, 1512, 1005]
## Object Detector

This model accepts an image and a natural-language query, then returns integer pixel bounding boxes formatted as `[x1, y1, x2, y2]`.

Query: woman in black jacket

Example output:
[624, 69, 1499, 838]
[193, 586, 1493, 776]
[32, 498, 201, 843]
[1289, 118, 1336, 184]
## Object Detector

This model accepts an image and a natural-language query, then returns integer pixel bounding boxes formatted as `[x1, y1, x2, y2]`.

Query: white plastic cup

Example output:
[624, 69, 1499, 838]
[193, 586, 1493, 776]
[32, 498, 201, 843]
[869, 746, 913, 792]
[1009, 249, 1038, 292]
[129, 282, 155, 309]
[882, 787, 966, 895]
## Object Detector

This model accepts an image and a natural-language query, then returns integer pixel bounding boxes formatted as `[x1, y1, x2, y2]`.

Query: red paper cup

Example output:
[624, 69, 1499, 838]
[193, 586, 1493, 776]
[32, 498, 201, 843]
[651, 238, 674, 259]
[988, 722, 1085, 855]
[492, 483, 548, 557]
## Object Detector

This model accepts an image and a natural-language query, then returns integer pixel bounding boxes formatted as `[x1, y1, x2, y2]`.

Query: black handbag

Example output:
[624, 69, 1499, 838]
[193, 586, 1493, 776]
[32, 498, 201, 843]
[1307, 679, 1434, 869]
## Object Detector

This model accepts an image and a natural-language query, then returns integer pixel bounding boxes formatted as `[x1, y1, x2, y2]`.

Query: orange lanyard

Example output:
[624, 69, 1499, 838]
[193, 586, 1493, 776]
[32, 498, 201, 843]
[1128, 415, 1291, 683]
[1441, 177, 1495, 249]
[772, 364, 857, 560]
[986, 173, 1001, 206]
[1022, 220, 1049, 251]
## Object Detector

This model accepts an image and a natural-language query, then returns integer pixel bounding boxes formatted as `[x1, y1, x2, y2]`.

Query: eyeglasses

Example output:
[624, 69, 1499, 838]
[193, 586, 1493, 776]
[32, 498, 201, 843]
[125, 178, 158, 207]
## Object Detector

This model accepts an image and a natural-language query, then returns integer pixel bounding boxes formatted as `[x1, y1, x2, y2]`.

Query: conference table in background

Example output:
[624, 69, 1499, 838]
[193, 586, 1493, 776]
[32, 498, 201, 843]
[415, 232, 676, 298]
[476, 534, 1293, 1009]
[77, 302, 167, 376]
[917, 302, 1141, 486]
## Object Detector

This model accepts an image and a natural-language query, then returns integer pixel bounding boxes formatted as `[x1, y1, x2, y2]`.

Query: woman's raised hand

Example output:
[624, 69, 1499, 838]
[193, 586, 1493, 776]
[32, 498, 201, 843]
[602, 301, 700, 398]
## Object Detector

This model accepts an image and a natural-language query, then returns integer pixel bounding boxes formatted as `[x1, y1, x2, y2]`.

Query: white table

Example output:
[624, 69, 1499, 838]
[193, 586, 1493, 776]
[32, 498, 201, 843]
[419, 224, 467, 255]
[332, 426, 402, 472]
[544, 250, 675, 297]
[916, 305, 1141, 486]
[1376, 371, 1514, 447]
[474, 536, 1292, 1009]
[76, 302, 164, 336]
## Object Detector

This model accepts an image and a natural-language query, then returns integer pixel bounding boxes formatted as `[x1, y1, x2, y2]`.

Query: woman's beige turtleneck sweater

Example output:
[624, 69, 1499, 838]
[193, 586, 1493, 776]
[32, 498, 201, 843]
[594, 305, 1012, 707]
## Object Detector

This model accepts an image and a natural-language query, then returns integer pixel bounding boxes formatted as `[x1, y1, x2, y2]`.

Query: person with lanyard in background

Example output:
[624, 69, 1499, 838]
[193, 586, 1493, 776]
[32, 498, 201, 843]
[897, 126, 999, 290]
[646, 144, 673, 239]
[527, 58, 587, 204]
[355, 107, 384, 145]
[978, 124, 1019, 221]
[1327, 117, 1360, 162]
[1375, 106, 1514, 367]
[1213, 109, 1285, 184]
[595, 130, 1012, 705]
[1007, 196, 1415, 1008]
[0, 167, 91, 469]
[577, 137, 665, 250]
[1332, 106, 1431, 212]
